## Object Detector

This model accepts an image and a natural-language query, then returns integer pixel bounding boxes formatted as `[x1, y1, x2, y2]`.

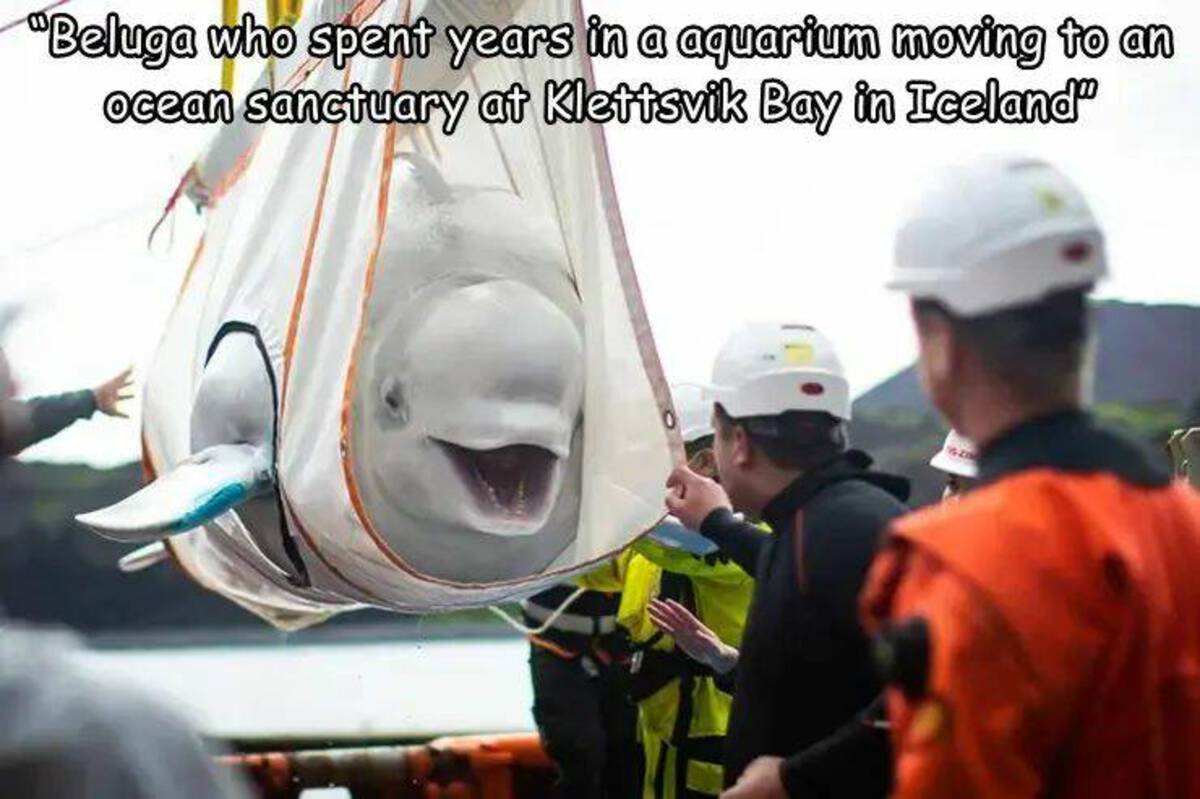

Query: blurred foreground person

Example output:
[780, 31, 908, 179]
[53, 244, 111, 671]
[929, 430, 977, 500]
[0, 348, 132, 457]
[666, 324, 909, 798]
[0, 626, 249, 798]
[863, 158, 1200, 798]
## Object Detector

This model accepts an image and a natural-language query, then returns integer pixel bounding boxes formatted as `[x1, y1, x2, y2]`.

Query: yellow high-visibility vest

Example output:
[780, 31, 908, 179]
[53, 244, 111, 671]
[619, 531, 760, 798]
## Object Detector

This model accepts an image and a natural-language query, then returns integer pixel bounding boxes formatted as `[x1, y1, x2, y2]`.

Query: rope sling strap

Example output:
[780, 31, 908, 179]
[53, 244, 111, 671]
[487, 586, 588, 637]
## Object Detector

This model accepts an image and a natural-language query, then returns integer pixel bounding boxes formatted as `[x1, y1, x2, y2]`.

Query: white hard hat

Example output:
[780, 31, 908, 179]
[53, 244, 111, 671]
[889, 158, 1106, 316]
[671, 383, 715, 444]
[929, 430, 979, 478]
[704, 322, 851, 420]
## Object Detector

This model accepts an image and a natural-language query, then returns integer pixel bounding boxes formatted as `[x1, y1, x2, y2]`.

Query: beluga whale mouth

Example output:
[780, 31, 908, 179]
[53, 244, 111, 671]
[434, 440, 561, 530]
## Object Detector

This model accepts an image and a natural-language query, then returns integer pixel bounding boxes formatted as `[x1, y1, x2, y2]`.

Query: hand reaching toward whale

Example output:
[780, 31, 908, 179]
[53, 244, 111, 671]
[92, 367, 134, 419]
[648, 598, 739, 674]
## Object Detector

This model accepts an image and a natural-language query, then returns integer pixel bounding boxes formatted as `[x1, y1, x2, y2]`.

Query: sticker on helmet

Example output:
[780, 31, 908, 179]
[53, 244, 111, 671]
[1036, 187, 1066, 214]
[1062, 240, 1092, 263]
[784, 343, 815, 365]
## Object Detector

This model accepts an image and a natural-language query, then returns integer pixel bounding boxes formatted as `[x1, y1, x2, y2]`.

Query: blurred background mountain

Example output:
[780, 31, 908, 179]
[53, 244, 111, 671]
[1, 300, 1196, 637]
[852, 300, 1200, 505]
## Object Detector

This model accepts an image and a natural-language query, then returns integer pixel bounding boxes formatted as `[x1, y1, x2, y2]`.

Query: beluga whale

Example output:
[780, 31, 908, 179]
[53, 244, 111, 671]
[74, 0, 678, 627]
[80, 153, 587, 583]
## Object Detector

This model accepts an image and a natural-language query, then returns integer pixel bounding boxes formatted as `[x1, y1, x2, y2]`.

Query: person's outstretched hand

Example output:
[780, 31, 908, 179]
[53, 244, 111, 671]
[648, 598, 738, 674]
[665, 463, 732, 530]
[721, 756, 787, 799]
[93, 368, 134, 418]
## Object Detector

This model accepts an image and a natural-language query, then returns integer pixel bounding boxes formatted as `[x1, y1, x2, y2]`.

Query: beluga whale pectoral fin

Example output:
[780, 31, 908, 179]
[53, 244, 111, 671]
[75, 443, 273, 543]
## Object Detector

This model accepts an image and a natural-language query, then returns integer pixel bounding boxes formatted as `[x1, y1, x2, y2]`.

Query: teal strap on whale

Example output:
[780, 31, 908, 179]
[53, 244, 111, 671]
[168, 481, 253, 533]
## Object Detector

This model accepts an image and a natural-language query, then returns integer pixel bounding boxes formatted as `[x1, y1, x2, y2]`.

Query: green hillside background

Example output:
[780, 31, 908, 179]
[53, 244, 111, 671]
[853, 301, 1200, 505]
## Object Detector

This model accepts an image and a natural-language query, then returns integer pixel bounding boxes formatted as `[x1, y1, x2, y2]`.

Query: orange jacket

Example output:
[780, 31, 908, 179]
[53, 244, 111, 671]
[862, 412, 1200, 799]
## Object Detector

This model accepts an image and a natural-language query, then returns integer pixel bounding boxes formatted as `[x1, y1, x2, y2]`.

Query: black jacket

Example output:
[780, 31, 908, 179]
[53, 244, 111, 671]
[0, 390, 97, 457]
[701, 451, 909, 797]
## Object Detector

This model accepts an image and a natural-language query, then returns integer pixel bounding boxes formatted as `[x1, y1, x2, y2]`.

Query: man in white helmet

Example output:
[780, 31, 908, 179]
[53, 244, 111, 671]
[861, 158, 1200, 798]
[665, 323, 909, 799]
[929, 430, 978, 500]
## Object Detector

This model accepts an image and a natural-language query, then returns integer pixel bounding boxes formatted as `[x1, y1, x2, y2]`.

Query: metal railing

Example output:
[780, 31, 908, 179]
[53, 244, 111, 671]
[220, 734, 554, 799]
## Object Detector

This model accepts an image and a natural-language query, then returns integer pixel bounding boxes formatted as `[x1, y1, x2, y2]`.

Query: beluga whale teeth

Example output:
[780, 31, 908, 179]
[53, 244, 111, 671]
[435, 441, 559, 524]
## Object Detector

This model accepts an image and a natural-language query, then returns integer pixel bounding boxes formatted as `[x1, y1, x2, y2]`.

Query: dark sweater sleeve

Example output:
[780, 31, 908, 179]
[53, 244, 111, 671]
[0, 390, 97, 456]
[779, 698, 891, 798]
[699, 508, 770, 577]
[778, 485, 906, 797]
[713, 663, 737, 693]
[803, 493, 905, 635]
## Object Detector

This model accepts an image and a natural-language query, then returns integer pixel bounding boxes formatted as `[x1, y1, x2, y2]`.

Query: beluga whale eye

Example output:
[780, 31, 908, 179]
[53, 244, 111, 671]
[379, 376, 408, 424]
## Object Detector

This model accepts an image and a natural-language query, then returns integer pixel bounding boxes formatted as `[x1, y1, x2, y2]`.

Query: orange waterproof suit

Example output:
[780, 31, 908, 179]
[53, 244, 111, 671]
[862, 411, 1200, 799]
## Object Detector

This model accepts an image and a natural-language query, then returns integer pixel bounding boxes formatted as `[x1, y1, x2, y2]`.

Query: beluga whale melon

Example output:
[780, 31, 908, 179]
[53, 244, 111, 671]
[75, 0, 678, 628]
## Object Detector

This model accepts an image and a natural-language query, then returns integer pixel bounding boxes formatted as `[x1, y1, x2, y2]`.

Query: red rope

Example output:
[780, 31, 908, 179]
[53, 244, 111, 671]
[0, 0, 73, 36]
[147, 165, 202, 249]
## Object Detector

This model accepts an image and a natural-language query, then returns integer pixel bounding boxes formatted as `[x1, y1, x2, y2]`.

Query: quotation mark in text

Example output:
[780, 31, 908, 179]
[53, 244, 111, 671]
[27, 13, 49, 32]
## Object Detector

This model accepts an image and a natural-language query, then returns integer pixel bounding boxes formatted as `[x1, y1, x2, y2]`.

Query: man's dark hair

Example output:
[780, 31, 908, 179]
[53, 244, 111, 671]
[913, 288, 1091, 399]
[684, 435, 715, 462]
[714, 403, 847, 471]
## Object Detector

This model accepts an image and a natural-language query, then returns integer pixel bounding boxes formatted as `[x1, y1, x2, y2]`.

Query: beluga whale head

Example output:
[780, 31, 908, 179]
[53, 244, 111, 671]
[365, 279, 582, 537]
[346, 153, 586, 582]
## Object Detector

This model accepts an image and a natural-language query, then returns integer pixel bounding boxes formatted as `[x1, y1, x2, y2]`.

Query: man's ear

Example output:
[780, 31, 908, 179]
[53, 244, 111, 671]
[688, 448, 717, 479]
[912, 304, 968, 424]
[732, 426, 754, 469]
[912, 306, 954, 393]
